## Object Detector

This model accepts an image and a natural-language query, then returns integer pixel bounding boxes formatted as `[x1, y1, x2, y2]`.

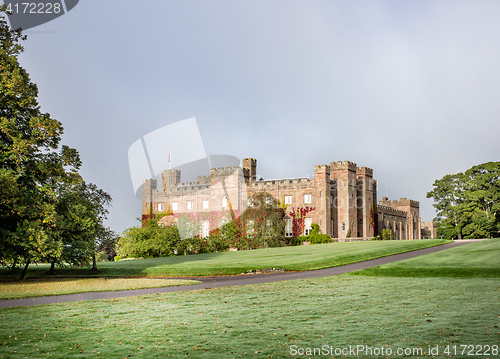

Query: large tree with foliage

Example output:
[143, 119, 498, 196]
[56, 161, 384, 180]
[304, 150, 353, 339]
[238, 192, 286, 248]
[427, 162, 500, 239]
[0, 8, 111, 278]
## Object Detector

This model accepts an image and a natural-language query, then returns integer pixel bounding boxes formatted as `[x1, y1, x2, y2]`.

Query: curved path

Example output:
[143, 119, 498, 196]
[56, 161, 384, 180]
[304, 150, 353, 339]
[0, 240, 482, 308]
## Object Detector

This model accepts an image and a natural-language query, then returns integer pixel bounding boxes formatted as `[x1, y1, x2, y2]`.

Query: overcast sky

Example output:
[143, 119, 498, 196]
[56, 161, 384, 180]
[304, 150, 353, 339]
[13, 0, 500, 233]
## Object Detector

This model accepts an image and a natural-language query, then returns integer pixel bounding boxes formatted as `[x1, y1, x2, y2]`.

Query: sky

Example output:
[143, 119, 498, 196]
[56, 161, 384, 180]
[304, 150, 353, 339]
[10, 0, 500, 233]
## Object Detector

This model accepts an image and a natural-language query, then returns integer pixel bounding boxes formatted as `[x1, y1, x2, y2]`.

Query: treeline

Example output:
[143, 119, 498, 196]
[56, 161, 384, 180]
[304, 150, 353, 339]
[427, 162, 500, 239]
[0, 11, 113, 278]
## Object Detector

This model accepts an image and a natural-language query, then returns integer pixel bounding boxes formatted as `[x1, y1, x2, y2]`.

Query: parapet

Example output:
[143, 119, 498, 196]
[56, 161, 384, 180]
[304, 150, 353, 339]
[196, 175, 211, 184]
[357, 166, 373, 177]
[330, 161, 357, 172]
[379, 197, 419, 208]
[376, 205, 407, 218]
[142, 178, 157, 188]
[248, 177, 313, 190]
[210, 166, 242, 178]
[314, 164, 330, 174]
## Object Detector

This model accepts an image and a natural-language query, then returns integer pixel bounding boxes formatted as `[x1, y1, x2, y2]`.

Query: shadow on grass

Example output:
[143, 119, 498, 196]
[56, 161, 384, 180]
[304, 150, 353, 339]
[0, 251, 228, 279]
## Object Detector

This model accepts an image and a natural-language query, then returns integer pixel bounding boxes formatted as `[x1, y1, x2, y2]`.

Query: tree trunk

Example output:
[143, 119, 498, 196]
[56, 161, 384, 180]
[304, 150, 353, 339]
[20, 259, 30, 280]
[91, 255, 98, 271]
[47, 261, 55, 274]
[10, 258, 17, 271]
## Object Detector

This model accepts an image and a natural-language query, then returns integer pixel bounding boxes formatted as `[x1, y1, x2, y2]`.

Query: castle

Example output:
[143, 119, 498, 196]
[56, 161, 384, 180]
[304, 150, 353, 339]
[142, 158, 437, 240]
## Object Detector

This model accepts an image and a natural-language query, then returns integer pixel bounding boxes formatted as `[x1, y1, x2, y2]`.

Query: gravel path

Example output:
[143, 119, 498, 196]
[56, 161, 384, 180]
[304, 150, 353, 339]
[0, 240, 482, 308]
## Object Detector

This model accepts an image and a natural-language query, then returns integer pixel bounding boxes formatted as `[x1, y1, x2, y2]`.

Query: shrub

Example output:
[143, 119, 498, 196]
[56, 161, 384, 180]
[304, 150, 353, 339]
[291, 236, 309, 246]
[116, 218, 181, 258]
[380, 229, 394, 241]
[306, 223, 333, 244]
[308, 233, 333, 244]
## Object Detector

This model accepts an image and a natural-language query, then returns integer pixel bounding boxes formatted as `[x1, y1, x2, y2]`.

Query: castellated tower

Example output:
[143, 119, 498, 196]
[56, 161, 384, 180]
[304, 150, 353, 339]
[356, 166, 377, 238]
[142, 178, 157, 215]
[330, 161, 357, 239]
[242, 158, 257, 183]
[314, 164, 331, 235]
[161, 169, 181, 191]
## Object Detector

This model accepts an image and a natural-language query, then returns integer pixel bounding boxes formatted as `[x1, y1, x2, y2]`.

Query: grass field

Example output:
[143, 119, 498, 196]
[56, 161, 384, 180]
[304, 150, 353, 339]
[0, 239, 450, 279]
[0, 275, 498, 358]
[0, 278, 201, 300]
[1, 239, 498, 358]
[350, 238, 500, 278]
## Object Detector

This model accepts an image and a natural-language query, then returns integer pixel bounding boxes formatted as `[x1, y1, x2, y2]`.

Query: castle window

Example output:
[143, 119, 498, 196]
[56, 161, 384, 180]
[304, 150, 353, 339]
[285, 196, 292, 205]
[342, 222, 346, 231]
[158, 203, 164, 212]
[304, 194, 311, 204]
[222, 196, 228, 208]
[200, 220, 210, 238]
[202, 200, 209, 209]
[304, 218, 312, 236]
[285, 219, 293, 237]
[172, 202, 178, 211]
[187, 201, 193, 210]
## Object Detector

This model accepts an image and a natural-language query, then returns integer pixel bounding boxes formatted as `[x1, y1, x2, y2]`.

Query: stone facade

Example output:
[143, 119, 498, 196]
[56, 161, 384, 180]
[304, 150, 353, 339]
[142, 158, 433, 239]
[421, 221, 438, 239]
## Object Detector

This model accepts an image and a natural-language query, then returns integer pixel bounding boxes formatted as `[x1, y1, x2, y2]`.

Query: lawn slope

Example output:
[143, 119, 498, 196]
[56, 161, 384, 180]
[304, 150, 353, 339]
[1, 239, 450, 278]
[351, 238, 500, 278]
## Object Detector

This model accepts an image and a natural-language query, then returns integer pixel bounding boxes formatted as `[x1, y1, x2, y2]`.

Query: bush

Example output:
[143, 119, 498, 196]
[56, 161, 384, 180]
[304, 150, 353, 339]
[306, 223, 333, 244]
[291, 236, 308, 246]
[308, 233, 333, 244]
[116, 218, 181, 258]
[380, 228, 394, 241]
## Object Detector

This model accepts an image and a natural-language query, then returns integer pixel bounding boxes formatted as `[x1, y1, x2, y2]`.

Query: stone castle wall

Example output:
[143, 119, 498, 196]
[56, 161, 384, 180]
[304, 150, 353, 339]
[142, 157, 428, 239]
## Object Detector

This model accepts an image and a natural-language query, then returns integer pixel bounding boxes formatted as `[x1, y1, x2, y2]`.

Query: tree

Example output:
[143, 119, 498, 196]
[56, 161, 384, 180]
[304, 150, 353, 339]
[239, 192, 286, 248]
[427, 162, 500, 239]
[0, 8, 111, 278]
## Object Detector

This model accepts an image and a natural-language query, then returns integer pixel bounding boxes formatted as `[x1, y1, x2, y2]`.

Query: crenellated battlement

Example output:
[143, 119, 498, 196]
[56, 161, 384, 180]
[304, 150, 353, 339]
[357, 166, 373, 177]
[314, 164, 330, 173]
[247, 177, 313, 190]
[143, 178, 157, 187]
[376, 205, 407, 218]
[379, 197, 419, 208]
[330, 160, 357, 172]
[196, 175, 211, 184]
[210, 166, 241, 178]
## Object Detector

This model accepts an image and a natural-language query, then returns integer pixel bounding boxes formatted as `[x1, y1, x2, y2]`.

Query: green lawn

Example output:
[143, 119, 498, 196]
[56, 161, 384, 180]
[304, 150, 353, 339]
[0, 278, 201, 300]
[0, 239, 450, 278]
[1, 239, 498, 358]
[0, 275, 498, 358]
[350, 238, 500, 278]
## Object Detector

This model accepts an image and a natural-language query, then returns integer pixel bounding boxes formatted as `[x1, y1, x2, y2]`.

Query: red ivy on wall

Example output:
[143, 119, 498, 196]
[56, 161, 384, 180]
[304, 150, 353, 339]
[289, 206, 315, 238]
